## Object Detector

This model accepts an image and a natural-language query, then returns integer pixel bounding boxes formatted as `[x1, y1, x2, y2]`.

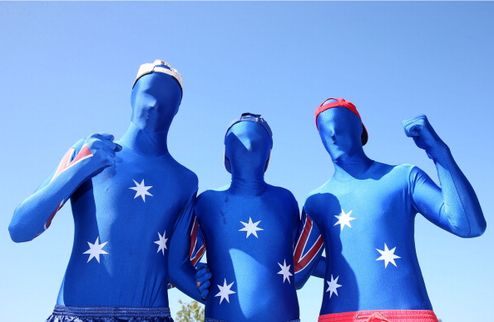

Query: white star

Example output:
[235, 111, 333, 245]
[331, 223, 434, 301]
[215, 278, 236, 304]
[129, 179, 153, 202]
[83, 237, 109, 263]
[154, 231, 168, 255]
[239, 217, 264, 238]
[277, 259, 293, 284]
[326, 274, 342, 298]
[376, 243, 401, 268]
[334, 209, 356, 231]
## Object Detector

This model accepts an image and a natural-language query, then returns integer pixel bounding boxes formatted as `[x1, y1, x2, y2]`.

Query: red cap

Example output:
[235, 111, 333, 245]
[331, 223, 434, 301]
[314, 97, 368, 145]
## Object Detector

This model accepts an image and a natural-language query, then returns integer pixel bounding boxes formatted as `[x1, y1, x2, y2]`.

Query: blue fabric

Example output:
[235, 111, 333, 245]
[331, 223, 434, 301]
[9, 64, 206, 308]
[307, 105, 486, 315]
[205, 318, 300, 322]
[172, 118, 323, 322]
[47, 305, 173, 322]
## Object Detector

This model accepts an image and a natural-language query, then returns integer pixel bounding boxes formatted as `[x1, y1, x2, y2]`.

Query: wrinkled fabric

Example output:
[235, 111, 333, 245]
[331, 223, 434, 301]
[309, 105, 485, 315]
[9, 61, 204, 309]
[318, 309, 438, 322]
[181, 118, 322, 322]
[47, 306, 173, 322]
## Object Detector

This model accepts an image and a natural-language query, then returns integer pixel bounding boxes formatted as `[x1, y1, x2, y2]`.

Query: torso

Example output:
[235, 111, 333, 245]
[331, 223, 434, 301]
[196, 185, 300, 322]
[57, 146, 197, 308]
[305, 162, 432, 314]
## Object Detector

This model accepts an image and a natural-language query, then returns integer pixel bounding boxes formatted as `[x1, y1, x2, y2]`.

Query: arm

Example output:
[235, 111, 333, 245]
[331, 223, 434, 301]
[168, 190, 210, 303]
[311, 255, 326, 279]
[403, 115, 486, 237]
[8, 133, 119, 242]
[294, 208, 325, 289]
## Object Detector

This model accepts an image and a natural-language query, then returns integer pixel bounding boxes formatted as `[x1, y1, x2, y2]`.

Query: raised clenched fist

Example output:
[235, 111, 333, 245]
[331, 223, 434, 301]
[402, 115, 448, 160]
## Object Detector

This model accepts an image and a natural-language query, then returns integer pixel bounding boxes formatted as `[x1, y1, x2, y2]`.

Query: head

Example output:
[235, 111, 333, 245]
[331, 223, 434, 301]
[315, 98, 368, 161]
[130, 60, 183, 131]
[224, 113, 273, 178]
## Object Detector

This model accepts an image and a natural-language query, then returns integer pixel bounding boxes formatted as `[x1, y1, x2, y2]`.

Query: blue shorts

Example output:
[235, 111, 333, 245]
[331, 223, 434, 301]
[47, 305, 174, 322]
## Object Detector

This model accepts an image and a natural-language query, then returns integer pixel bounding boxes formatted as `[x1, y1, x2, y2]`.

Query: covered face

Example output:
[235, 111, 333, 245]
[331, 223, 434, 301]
[224, 113, 273, 174]
[130, 60, 183, 131]
[315, 98, 367, 161]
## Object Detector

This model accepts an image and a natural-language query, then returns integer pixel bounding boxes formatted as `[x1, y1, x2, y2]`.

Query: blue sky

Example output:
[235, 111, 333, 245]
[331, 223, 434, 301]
[1, 2, 493, 321]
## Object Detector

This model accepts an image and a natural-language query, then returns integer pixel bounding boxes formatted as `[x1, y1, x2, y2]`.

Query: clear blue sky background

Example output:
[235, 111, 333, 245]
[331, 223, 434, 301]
[1, 2, 493, 321]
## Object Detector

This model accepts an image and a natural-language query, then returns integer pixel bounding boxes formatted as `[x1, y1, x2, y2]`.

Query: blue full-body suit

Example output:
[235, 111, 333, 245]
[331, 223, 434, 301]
[306, 99, 486, 320]
[9, 60, 209, 320]
[173, 114, 323, 322]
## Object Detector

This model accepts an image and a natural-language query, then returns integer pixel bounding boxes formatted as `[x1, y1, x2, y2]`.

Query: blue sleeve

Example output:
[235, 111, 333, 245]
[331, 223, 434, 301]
[167, 189, 206, 303]
[294, 208, 324, 289]
[310, 255, 326, 279]
[189, 215, 206, 266]
[409, 157, 486, 237]
[8, 139, 94, 242]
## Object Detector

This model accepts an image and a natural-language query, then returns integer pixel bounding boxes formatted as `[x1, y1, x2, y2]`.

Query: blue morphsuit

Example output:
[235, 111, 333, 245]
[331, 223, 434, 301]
[171, 114, 323, 322]
[305, 99, 486, 317]
[9, 61, 209, 312]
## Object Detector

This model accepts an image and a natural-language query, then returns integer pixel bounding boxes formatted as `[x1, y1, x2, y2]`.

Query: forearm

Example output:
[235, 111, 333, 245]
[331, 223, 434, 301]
[432, 145, 486, 237]
[9, 160, 97, 242]
[293, 217, 324, 289]
[295, 255, 325, 290]
[311, 255, 326, 279]
[169, 260, 204, 303]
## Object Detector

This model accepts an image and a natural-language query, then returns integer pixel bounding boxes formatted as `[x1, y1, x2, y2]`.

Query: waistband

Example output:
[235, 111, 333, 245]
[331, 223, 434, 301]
[319, 310, 438, 322]
[206, 318, 300, 322]
[53, 305, 171, 318]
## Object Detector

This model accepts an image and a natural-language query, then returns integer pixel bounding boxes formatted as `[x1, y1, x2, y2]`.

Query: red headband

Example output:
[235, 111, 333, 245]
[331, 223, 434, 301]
[314, 97, 368, 145]
[314, 98, 362, 126]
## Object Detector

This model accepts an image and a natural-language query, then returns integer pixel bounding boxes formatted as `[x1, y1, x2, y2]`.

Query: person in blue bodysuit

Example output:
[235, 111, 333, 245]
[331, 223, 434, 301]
[8, 60, 210, 321]
[172, 113, 323, 322]
[305, 98, 486, 322]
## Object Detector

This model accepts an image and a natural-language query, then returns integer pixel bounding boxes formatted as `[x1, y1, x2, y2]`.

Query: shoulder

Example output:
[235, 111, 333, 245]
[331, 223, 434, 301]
[370, 162, 420, 180]
[197, 189, 219, 201]
[196, 188, 226, 208]
[304, 179, 330, 207]
[389, 163, 425, 179]
[181, 166, 199, 187]
[303, 180, 339, 216]
[267, 185, 296, 200]
[170, 160, 199, 191]
[391, 163, 415, 173]
[267, 184, 299, 210]
[382, 163, 431, 193]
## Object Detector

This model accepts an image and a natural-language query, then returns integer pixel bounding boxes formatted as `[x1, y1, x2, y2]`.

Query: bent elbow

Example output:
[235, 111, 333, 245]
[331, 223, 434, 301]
[8, 215, 38, 243]
[8, 222, 33, 243]
[468, 220, 487, 238]
[453, 221, 486, 238]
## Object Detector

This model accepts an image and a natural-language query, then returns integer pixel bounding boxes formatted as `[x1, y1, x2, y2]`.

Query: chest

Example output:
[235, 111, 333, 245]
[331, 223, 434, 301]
[309, 177, 413, 239]
[72, 156, 188, 232]
[198, 195, 297, 251]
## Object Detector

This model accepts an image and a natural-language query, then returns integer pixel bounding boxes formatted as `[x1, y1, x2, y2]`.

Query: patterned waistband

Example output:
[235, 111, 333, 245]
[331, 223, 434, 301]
[53, 305, 171, 318]
[319, 310, 438, 322]
[205, 318, 300, 322]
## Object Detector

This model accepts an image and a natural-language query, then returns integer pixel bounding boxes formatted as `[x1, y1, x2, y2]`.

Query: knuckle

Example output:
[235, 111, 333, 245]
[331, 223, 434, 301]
[91, 140, 103, 149]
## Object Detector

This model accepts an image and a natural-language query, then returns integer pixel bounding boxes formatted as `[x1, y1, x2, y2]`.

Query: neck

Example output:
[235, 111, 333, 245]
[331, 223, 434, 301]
[119, 122, 170, 156]
[332, 149, 374, 180]
[229, 171, 267, 196]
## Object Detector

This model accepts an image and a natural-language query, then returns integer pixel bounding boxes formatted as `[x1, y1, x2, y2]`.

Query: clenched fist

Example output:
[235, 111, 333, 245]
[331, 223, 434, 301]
[402, 115, 448, 160]
[83, 133, 122, 173]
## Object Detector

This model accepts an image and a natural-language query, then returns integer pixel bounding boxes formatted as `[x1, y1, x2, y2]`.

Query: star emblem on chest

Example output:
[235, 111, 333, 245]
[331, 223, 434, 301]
[239, 217, 264, 238]
[129, 179, 153, 202]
